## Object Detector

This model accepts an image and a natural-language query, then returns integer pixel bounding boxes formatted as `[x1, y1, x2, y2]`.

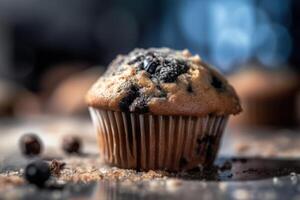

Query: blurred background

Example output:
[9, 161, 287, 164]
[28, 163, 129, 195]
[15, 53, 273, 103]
[0, 0, 299, 128]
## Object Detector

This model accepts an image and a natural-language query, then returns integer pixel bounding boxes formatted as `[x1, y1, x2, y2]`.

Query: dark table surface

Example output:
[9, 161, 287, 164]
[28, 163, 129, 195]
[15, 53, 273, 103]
[1, 116, 300, 200]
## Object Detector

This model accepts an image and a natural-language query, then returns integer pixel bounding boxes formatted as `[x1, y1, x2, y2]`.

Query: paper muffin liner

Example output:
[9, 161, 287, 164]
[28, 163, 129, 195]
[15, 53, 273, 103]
[89, 107, 228, 171]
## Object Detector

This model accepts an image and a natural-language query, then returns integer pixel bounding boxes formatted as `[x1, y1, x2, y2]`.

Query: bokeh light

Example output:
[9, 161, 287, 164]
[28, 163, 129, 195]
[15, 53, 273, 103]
[176, 0, 292, 72]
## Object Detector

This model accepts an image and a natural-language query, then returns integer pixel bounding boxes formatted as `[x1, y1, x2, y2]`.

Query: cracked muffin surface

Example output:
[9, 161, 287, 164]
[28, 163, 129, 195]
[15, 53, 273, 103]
[86, 48, 241, 116]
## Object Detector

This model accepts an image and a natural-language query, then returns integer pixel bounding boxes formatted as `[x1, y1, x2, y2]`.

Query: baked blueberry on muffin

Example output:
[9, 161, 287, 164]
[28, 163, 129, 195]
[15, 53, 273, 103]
[87, 48, 241, 171]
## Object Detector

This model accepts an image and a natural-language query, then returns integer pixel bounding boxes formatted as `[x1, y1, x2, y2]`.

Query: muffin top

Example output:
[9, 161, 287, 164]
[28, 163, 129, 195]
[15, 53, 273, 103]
[86, 48, 241, 116]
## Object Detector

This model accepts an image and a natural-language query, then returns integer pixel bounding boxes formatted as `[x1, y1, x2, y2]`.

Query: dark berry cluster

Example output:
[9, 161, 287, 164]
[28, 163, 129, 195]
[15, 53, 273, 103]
[128, 49, 189, 83]
[120, 49, 191, 113]
[155, 58, 188, 83]
[119, 85, 149, 113]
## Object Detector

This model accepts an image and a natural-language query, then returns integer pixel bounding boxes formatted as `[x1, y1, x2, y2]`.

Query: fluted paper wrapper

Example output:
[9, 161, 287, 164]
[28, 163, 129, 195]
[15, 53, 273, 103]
[89, 107, 228, 171]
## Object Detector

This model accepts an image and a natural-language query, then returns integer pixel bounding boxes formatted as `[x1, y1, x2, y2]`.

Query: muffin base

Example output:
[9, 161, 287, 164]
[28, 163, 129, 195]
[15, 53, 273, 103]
[89, 107, 228, 171]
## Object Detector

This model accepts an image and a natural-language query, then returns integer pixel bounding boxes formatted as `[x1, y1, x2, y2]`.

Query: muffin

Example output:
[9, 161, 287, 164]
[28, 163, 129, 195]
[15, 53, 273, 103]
[229, 67, 300, 127]
[86, 48, 241, 171]
[47, 67, 104, 116]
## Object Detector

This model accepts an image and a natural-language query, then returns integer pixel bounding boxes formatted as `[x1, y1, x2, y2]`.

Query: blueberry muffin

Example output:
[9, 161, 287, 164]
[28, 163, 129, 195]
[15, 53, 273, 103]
[229, 67, 300, 127]
[87, 48, 241, 171]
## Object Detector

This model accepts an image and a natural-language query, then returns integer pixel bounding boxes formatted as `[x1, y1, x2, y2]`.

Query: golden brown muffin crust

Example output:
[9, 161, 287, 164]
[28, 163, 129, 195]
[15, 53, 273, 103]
[86, 48, 241, 116]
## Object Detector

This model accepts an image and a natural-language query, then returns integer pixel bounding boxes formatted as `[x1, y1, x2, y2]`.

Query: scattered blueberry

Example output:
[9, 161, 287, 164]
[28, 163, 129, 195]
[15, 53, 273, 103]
[211, 75, 224, 90]
[19, 133, 43, 157]
[62, 135, 81, 154]
[25, 159, 51, 187]
[119, 85, 140, 112]
[142, 55, 160, 74]
[187, 83, 193, 93]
